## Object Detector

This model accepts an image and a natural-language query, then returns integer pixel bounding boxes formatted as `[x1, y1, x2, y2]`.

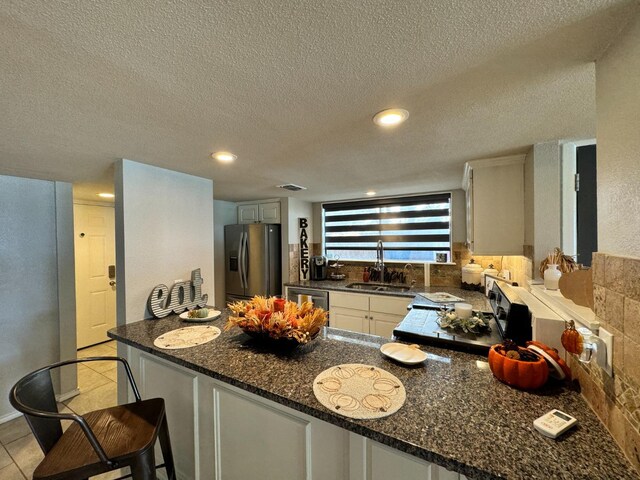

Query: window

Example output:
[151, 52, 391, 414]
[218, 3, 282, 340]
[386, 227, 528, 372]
[323, 193, 451, 262]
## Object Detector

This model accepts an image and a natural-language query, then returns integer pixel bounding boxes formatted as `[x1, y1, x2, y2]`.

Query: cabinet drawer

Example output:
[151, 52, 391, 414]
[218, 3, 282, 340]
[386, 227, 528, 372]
[330, 291, 369, 310]
[369, 296, 410, 315]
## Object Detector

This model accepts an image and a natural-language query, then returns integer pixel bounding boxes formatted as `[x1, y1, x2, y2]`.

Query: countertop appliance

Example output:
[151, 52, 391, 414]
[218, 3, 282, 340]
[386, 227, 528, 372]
[310, 255, 328, 281]
[225, 224, 281, 302]
[393, 280, 531, 354]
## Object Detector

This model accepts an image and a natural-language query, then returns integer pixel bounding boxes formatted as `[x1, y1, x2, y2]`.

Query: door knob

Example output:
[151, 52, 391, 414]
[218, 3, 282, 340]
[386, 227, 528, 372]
[109, 281, 116, 286]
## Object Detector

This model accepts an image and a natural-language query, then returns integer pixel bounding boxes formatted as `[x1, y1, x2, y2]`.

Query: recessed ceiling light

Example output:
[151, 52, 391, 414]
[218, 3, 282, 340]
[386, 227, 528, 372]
[366, 191, 376, 196]
[97, 193, 115, 198]
[372, 108, 409, 127]
[212, 151, 237, 162]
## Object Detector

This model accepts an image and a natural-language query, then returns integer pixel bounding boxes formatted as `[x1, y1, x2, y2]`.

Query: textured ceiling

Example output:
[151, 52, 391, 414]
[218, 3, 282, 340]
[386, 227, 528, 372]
[1, 1, 637, 202]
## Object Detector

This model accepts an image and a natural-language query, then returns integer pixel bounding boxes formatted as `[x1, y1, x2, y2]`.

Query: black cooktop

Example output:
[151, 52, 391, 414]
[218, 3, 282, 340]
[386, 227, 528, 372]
[393, 306, 503, 354]
[393, 281, 532, 354]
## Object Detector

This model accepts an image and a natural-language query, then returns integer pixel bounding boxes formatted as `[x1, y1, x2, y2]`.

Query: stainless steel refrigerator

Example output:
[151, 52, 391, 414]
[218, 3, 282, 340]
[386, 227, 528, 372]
[225, 224, 281, 302]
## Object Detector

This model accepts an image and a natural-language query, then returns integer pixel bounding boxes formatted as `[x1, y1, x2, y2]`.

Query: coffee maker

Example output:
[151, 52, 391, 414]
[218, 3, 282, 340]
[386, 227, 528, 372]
[310, 255, 328, 280]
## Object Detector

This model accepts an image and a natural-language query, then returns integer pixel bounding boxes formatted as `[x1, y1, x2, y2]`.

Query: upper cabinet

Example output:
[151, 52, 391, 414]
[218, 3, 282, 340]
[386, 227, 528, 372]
[238, 200, 281, 224]
[463, 155, 525, 255]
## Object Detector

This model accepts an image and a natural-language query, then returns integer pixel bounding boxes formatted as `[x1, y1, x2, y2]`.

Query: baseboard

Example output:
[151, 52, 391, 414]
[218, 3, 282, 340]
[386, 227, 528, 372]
[0, 410, 22, 424]
[56, 388, 80, 403]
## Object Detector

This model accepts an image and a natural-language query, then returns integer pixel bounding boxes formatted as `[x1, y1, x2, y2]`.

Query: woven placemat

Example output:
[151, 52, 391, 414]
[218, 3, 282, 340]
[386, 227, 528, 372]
[313, 364, 406, 419]
[154, 325, 221, 349]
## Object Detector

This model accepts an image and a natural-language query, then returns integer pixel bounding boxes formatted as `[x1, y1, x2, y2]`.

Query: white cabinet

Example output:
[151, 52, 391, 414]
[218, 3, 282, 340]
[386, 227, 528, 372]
[259, 201, 281, 223]
[463, 155, 525, 255]
[238, 200, 281, 224]
[330, 291, 410, 337]
[238, 203, 259, 223]
[125, 345, 469, 480]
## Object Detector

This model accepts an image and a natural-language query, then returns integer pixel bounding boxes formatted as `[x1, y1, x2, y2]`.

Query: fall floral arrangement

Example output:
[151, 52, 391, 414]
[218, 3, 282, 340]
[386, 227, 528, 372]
[539, 247, 579, 277]
[436, 308, 491, 334]
[225, 296, 328, 345]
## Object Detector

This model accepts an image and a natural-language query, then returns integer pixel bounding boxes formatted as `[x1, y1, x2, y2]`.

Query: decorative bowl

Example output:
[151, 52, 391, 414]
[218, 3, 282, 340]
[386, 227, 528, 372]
[488, 344, 549, 390]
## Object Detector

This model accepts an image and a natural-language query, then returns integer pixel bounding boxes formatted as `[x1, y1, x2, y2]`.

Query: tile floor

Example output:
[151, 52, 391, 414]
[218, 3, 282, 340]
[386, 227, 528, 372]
[0, 340, 131, 479]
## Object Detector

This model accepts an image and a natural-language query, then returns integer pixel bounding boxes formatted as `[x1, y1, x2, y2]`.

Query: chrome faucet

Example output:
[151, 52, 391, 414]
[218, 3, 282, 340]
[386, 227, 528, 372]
[375, 240, 385, 282]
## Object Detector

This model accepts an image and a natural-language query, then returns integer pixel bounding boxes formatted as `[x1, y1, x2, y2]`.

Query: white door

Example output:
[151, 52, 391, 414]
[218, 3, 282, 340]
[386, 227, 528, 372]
[74, 204, 116, 348]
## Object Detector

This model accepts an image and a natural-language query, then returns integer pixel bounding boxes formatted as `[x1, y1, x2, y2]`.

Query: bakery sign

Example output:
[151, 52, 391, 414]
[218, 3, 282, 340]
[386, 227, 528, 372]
[299, 218, 309, 281]
[148, 268, 208, 318]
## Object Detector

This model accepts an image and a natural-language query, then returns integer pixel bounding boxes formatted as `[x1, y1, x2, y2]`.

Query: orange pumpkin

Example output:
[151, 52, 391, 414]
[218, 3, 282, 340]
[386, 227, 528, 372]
[488, 345, 549, 390]
[561, 320, 583, 355]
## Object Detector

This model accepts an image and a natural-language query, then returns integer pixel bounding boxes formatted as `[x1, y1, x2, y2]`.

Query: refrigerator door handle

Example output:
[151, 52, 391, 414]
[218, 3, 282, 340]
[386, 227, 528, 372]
[241, 231, 249, 289]
[238, 232, 246, 289]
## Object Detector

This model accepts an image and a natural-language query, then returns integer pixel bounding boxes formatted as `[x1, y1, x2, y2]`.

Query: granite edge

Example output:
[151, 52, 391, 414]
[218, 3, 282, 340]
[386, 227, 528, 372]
[108, 329, 496, 480]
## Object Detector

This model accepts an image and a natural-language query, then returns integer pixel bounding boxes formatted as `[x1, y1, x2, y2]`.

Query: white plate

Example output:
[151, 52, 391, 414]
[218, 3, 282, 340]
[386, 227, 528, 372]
[179, 309, 222, 322]
[380, 343, 428, 365]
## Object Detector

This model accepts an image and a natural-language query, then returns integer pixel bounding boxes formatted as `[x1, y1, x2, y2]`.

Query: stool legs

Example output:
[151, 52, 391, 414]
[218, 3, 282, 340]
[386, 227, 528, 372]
[159, 414, 176, 480]
[130, 447, 156, 480]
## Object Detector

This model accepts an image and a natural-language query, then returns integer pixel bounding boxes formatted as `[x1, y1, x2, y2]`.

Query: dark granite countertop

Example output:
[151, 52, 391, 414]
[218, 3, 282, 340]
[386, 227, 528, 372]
[109, 313, 638, 480]
[284, 280, 491, 311]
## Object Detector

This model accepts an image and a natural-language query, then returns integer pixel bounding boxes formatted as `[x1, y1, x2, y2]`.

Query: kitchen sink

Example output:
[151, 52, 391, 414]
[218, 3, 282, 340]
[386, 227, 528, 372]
[345, 282, 412, 293]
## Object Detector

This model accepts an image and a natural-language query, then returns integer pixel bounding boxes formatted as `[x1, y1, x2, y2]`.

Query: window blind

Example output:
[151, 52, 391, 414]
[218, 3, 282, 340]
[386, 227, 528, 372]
[323, 193, 452, 262]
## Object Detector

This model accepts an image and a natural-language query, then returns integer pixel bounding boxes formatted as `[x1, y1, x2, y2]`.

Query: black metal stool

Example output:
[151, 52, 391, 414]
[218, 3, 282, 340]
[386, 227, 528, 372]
[9, 356, 176, 480]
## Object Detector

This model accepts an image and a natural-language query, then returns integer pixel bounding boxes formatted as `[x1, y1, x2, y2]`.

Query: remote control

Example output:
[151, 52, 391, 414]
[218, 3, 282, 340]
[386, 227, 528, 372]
[534, 409, 578, 438]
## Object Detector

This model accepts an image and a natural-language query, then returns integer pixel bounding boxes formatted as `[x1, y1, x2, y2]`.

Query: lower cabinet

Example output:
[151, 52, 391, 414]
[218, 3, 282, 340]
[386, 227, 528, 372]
[126, 347, 469, 480]
[330, 291, 410, 338]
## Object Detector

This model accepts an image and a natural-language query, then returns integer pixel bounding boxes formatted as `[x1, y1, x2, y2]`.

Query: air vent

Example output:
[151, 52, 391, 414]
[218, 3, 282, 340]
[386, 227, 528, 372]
[277, 183, 307, 192]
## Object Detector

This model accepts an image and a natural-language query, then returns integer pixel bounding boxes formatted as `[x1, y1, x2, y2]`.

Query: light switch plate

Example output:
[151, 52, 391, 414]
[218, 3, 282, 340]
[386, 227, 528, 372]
[598, 327, 613, 377]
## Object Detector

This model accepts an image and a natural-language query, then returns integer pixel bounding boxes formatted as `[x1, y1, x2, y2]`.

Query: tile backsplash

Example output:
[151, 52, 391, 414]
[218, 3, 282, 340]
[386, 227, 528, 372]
[288, 242, 533, 287]
[430, 242, 532, 288]
[568, 252, 640, 471]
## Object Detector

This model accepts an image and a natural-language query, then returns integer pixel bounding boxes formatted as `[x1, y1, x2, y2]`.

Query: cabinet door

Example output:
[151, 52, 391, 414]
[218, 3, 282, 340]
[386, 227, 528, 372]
[330, 306, 369, 334]
[370, 314, 405, 338]
[465, 157, 524, 255]
[238, 204, 258, 224]
[259, 201, 281, 223]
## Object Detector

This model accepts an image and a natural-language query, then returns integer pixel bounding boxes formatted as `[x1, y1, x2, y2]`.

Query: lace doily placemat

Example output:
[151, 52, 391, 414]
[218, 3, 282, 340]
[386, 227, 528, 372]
[153, 325, 221, 349]
[313, 364, 406, 419]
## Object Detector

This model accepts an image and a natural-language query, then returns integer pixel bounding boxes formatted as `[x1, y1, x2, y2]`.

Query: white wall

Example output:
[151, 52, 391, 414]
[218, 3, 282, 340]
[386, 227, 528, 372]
[596, 12, 640, 257]
[213, 199, 237, 308]
[287, 198, 313, 244]
[534, 142, 562, 267]
[0, 176, 76, 419]
[115, 159, 214, 324]
[278, 197, 313, 285]
[524, 148, 535, 247]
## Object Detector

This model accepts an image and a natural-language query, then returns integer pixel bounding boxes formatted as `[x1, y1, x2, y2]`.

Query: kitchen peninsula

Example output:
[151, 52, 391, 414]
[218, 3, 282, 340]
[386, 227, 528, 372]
[109, 312, 638, 480]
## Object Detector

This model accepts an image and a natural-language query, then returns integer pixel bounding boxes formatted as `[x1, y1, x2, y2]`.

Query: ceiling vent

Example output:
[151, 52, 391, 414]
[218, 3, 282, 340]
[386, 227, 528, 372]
[277, 183, 307, 192]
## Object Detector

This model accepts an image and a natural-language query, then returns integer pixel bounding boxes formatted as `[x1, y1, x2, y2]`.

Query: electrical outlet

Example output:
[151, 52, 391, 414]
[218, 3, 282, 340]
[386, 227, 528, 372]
[599, 327, 613, 377]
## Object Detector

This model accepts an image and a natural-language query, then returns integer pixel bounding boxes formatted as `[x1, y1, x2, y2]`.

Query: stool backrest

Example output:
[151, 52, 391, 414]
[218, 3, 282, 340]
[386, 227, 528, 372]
[12, 369, 63, 454]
